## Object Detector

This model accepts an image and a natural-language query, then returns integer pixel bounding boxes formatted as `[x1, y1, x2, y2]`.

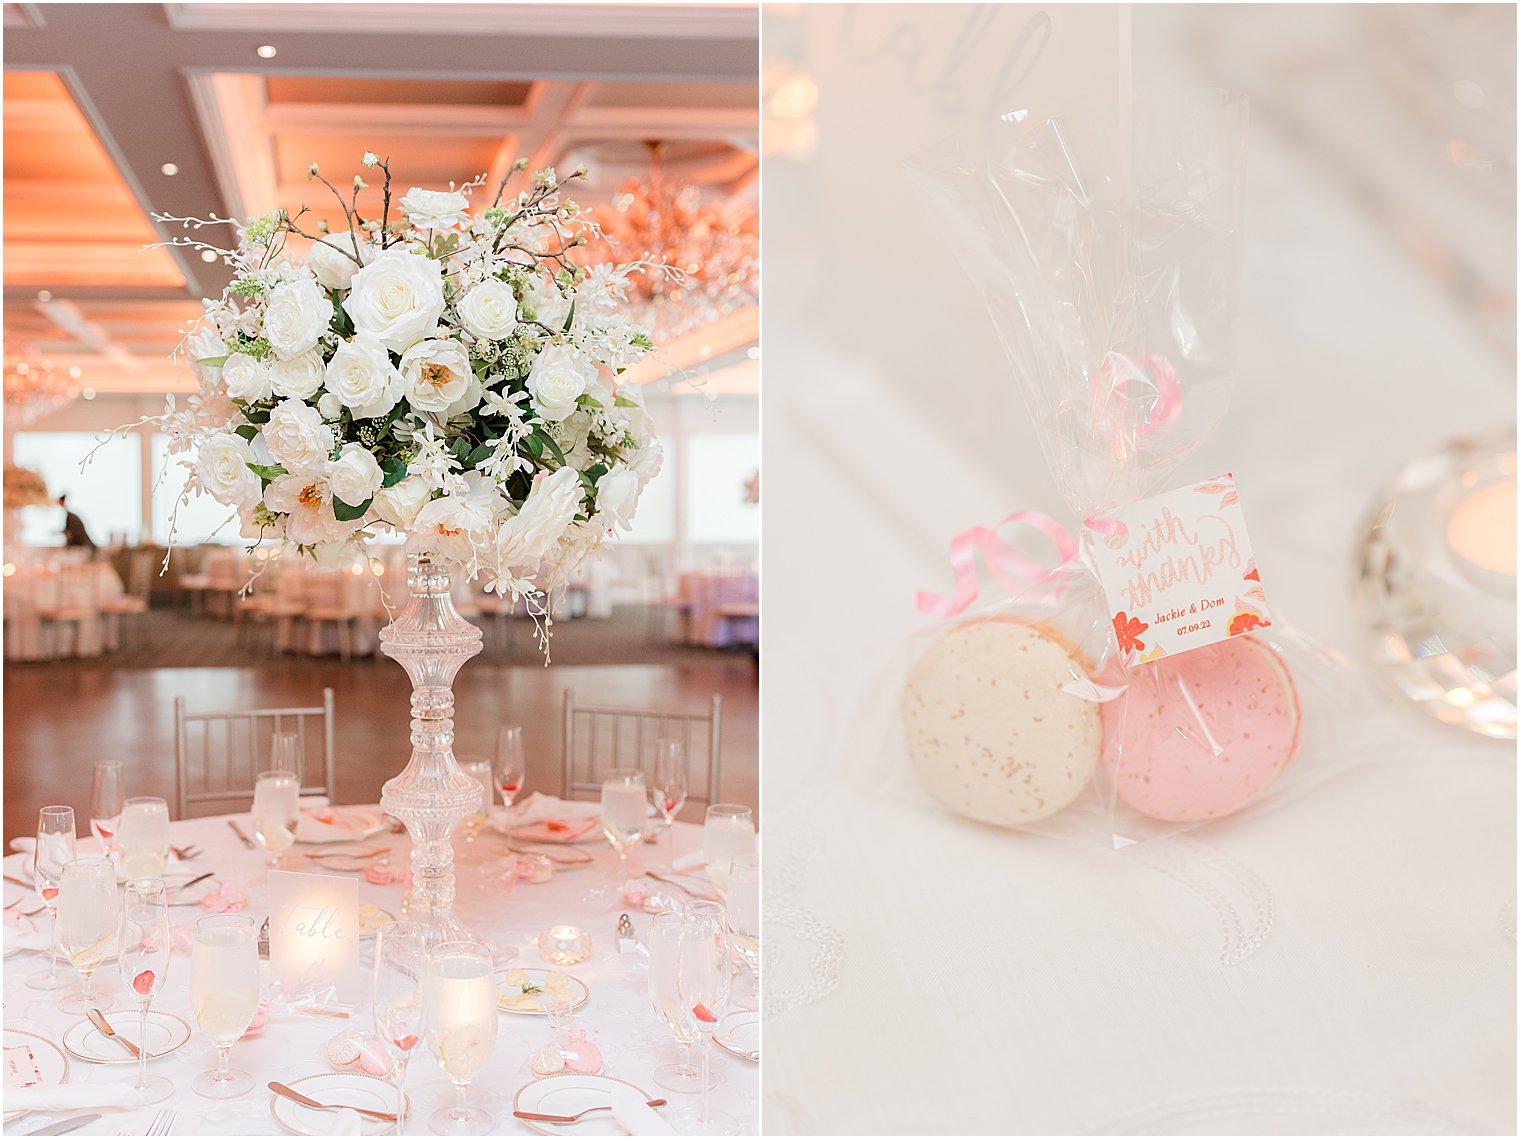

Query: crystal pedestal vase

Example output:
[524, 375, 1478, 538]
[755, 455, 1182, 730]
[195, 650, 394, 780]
[379, 553, 484, 943]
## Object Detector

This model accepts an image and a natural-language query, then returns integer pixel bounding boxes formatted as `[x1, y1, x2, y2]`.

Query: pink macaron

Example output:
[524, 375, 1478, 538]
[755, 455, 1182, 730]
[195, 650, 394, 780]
[1099, 635, 1302, 822]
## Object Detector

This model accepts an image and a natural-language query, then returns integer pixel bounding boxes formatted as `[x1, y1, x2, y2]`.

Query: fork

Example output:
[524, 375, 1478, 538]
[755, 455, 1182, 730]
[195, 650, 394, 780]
[124, 1108, 174, 1136]
[170, 844, 200, 861]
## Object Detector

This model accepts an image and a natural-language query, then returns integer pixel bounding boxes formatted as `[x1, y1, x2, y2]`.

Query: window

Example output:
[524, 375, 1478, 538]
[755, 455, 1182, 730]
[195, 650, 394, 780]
[623, 456, 676, 545]
[686, 432, 760, 544]
[12, 431, 141, 547]
[150, 434, 240, 546]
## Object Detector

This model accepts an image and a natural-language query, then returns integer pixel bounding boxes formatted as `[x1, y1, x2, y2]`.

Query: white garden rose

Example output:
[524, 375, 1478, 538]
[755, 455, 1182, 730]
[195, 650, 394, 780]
[188, 326, 228, 383]
[263, 471, 360, 546]
[193, 432, 261, 507]
[325, 334, 403, 419]
[400, 187, 472, 230]
[456, 279, 519, 340]
[261, 278, 332, 361]
[326, 443, 384, 507]
[400, 338, 477, 414]
[223, 352, 272, 403]
[345, 248, 447, 352]
[525, 345, 592, 422]
[369, 475, 433, 531]
[628, 437, 664, 489]
[269, 349, 326, 400]
[309, 231, 370, 290]
[263, 399, 335, 474]
[407, 490, 497, 565]
[316, 391, 343, 421]
[593, 465, 640, 531]
[523, 276, 571, 329]
[496, 466, 584, 568]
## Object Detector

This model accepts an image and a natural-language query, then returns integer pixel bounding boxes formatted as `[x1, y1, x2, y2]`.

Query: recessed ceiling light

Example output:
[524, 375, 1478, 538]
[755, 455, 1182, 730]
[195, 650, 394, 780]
[256, 44, 277, 59]
[200, 249, 219, 263]
[36, 290, 51, 302]
[160, 162, 179, 176]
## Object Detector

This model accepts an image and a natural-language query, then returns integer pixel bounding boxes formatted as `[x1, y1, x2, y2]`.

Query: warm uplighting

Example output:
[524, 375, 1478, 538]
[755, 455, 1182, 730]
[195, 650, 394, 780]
[256, 44, 278, 58]
[160, 162, 179, 176]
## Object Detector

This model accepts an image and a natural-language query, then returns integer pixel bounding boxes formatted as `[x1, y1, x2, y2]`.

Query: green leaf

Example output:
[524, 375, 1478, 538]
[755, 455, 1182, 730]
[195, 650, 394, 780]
[331, 291, 355, 338]
[525, 434, 544, 458]
[466, 441, 495, 467]
[586, 462, 608, 482]
[561, 298, 576, 333]
[247, 463, 286, 482]
[243, 408, 270, 425]
[234, 424, 258, 441]
[449, 437, 473, 462]
[332, 496, 372, 522]
[613, 395, 639, 408]
[539, 430, 567, 466]
[380, 456, 408, 488]
[576, 395, 604, 411]
[196, 354, 230, 367]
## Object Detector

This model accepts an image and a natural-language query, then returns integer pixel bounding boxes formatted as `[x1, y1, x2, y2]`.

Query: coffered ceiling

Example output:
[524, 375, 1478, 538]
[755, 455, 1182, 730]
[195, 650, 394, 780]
[3, 2, 759, 397]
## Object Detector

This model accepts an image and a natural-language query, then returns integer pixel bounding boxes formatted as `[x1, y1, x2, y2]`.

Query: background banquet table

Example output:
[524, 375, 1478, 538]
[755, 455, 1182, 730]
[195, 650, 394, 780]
[676, 571, 758, 649]
[3, 561, 124, 661]
[2, 811, 759, 1136]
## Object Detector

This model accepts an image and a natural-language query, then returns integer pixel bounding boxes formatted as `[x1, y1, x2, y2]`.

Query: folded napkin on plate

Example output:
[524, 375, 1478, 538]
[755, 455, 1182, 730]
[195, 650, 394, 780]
[330, 1107, 364, 1135]
[5, 1082, 158, 1112]
[508, 792, 600, 823]
[671, 850, 705, 873]
[609, 1084, 677, 1135]
[2, 922, 49, 956]
[295, 804, 382, 844]
[7, 842, 185, 880]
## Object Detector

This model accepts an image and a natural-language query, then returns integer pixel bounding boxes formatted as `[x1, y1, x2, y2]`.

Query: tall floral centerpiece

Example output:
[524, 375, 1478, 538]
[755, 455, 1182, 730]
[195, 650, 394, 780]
[137, 156, 663, 940]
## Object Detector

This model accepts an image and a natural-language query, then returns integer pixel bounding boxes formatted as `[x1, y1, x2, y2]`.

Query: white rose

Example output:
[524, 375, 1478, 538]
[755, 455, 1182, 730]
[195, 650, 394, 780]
[317, 392, 343, 421]
[594, 465, 640, 531]
[188, 326, 228, 383]
[326, 443, 384, 507]
[325, 334, 403, 419]
[525, 345, 592, 422]
[223, 352, 272, 403]
[496, 467, 584, 569]
[457, 279, 520, 340]
[263, 471, 360, 546]
[261, 278, 332, 361]
[263, 399, 335, 474]
[269, 349, 326, 400]
[523, 276, 571, 329]
[345, 248, 447, 352]
[309, 231, 370, 290]
[369, 475, 433, 531]
[407, 491, 497, 566]
[629, 437, 664, 489]
[400, 187, 472, 230]
[193, 433, 261, 507]
[400, 338, 477, 414]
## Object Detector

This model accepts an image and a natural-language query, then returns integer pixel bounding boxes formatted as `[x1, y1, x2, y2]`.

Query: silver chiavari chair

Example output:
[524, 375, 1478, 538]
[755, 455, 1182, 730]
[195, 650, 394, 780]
[562, 687, 723, 815]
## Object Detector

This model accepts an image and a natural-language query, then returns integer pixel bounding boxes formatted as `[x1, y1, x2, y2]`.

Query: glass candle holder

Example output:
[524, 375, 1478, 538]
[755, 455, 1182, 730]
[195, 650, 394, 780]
[537, 925, 592, 966]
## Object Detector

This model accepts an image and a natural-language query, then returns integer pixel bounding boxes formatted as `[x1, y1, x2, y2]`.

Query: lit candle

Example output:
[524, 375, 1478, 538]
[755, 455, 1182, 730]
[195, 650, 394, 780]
[537, 925, 592, 966]
[1447, 477, 1517, 579]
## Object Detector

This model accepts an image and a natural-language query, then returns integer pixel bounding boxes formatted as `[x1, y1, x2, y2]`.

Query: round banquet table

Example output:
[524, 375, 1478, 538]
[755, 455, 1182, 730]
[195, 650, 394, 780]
[2, 562, 124, 662]
[676, 572, 758, 649]
[2, 810, 759, 1136]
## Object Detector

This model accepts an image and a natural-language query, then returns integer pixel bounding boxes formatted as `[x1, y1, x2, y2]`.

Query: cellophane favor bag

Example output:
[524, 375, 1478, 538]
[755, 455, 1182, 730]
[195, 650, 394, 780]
[872, 89, 1380, 846]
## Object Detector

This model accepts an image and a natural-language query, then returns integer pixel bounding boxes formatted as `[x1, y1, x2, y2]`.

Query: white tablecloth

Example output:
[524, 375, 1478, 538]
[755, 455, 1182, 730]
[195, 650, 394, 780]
[677, 572, 758, 649]
[3, 563, 123, 661]
[3, 811, 758, 1135]
[762, 5, 1514, 1135]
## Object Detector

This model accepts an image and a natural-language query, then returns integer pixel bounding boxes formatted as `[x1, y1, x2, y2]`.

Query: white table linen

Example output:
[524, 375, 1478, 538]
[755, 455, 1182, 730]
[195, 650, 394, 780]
[3, 563, 123, 661]
[3, 810, 758, 1135]
[677, 572, 758, 648]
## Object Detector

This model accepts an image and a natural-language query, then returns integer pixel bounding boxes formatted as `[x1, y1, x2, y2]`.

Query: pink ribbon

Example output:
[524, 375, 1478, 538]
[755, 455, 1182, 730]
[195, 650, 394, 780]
[916, 511, 1079, 618]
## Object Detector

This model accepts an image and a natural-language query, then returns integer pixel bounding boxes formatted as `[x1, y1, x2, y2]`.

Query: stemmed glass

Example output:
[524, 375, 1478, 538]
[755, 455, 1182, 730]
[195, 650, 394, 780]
[118, 797, 170, 882]
[457, 757, 493, 847]
[673, 909, 738, 1135]
[24, 806, 76, 992]
[56, 857, 119, 1015]
[600, 768, 646, 890]
[269, 732, 301, 774]
[493, 725, 526, 812]
[90, 760, 125, 853]
[648, 912, 714, 1094]
[190, 913, 260, 1098]
[651, 739, 688, 864]
[118, 879, 174, 1104]
[422, 940, 498, 1135]
[726, 855, 760, 1005]
[373, 920, 426, 1135]
[702, 804, 755, 895]
[251, 770, 299, 868]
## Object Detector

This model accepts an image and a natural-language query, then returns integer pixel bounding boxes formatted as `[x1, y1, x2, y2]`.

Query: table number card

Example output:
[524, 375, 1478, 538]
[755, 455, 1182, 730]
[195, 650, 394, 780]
[1087, 473, 1273, 667]
[267, 869, 360, 1008]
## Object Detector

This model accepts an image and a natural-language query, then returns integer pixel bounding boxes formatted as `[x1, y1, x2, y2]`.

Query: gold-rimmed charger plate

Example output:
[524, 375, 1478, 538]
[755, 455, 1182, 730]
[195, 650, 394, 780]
[269, 1071, 409, 1136]
[4, 1026, 69, 1122]
[61, 1010, 191, 1064]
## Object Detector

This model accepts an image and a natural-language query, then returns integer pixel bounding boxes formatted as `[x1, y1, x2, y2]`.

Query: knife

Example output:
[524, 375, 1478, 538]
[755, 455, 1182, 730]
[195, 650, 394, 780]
[226, 820, 255, 849]
[267, 1081, 397, 1122]
[87, 1007, 140, 1058]
[25, 1114, 101, 1136]
[168, 871, 214, 903]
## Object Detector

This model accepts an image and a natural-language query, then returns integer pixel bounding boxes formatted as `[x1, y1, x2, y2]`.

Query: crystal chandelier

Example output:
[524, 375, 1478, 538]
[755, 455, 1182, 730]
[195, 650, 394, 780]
[4, 349, 82, 426]
[585, 141, 757, 342]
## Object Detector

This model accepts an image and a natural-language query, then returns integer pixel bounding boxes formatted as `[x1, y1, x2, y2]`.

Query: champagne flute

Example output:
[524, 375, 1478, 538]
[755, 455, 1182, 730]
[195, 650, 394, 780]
[269, 731, 301, 774]
[90, 760, 125, 853]
[457, 757, 492, 847]
[24, 806, 76, 992]
[117, 879, 173, 1104]
[374, 920, 427, 1135]
[422, 940, 497, 1135]
[56, 857, 119, 1015]
[674, 910, 738, 1135]
[118, 796, 170, 882]
[493, 725, 526, 812]
[702, 804, 755, 895]
[726, 855, 760, 1005]
[250, 770, 299, 868]
[651, 739, 688, 861]
[190, 913, 259, 1098]
[648, 912, 714, 1094]
[601, 768, 646, 890]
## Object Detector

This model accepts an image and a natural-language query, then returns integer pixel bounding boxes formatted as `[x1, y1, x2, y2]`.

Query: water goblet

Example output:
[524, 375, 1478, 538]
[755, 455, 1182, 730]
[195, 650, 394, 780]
[422, 940, 498, 1135]
[726, 855, 760, 1004]
[251, 770, 299, 868]
[190, 913, 259, 1098]
[601, 768, 646, 890]
[118, 796, 170, 882]
[56, 857, 119, 1015]
[703, 804, 755, 895]
[118, 878, 174, 1104]
[24, 805, 76, 992]
[373, 920, 427, 1135]
[648, 912, 717, 1094]
[457, 757, 492, 848]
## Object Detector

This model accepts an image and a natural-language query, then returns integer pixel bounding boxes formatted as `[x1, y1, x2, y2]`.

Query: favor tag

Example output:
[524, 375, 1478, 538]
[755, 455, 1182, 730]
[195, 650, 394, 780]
[268, 869, 360, 1008]
[1086, 473, 1272, 667]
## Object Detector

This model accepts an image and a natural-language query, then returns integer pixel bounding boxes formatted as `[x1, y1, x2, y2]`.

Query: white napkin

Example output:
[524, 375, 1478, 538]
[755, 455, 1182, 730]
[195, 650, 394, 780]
[608, 1084, 677, 1135]
[671, 849, 705, 873]
[295, 803, 382, 844]
[2, 921, 49, 956]
[331, 1107, 364, 1135]
[4, 1081, 157, 1112]
[7, 840, 186, 880]
[508, 792, 600, 824]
